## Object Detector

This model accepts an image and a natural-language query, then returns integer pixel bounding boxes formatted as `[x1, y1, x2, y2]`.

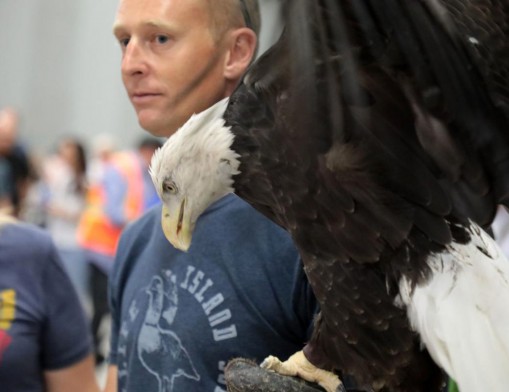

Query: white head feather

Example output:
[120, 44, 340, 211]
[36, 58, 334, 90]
[149, 98, 241, 246]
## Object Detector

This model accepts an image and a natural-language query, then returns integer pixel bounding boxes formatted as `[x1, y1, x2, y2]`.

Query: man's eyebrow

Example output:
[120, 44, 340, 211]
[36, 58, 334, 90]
[112, 23, 125, 36]
[112, 20, 173, 36]
[145, 20, 172, 29]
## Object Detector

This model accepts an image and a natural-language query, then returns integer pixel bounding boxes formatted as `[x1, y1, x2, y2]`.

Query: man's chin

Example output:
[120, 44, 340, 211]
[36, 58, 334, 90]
[136, 107, 188, 137]
[137, 112, 170, 137]
[142, 125, 170, 138]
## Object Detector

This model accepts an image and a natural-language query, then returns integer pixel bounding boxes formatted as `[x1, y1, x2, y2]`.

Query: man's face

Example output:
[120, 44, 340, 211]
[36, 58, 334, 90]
[113, 0, 231, 137]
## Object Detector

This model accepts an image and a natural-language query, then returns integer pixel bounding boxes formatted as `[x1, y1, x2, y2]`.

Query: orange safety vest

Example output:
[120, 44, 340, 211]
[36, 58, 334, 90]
[77, 151, 144, 257]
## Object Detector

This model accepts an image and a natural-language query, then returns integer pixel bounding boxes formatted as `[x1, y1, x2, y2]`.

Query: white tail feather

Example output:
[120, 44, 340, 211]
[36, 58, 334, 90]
[399, 224, 509, 392]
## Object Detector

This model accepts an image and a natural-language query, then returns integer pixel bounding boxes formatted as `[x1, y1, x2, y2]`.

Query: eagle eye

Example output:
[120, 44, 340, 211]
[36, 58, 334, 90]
[162, 180, 177, 194]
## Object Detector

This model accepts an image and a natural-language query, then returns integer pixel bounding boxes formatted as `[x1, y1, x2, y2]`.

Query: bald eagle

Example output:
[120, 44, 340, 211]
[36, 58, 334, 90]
[149, 1, 509, 391]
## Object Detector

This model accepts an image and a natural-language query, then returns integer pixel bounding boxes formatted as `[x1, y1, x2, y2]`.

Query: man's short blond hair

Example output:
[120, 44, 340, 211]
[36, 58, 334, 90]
[207, 0, 261, 40]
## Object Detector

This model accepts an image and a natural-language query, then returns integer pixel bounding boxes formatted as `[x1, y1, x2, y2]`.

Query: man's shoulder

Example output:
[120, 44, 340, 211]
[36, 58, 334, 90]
[122, 204, 162, 238]
[208, 195, 278, 227]
[222, 195, 289, 235]
[113, 205, 167, 277]
[1, 221, 52, 248]
[0, 222, 55, 267]
[200, 195, 296, 253]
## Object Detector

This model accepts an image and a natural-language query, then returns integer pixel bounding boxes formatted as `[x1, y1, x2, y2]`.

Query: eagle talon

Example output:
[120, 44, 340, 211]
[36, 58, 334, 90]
[261, 351, 343, 392]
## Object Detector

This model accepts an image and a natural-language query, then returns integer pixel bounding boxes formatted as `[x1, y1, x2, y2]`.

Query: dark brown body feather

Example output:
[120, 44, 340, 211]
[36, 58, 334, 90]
[224, 1, 509, 390]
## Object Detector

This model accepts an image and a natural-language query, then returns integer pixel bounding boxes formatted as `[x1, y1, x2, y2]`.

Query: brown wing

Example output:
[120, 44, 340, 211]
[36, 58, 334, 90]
[224, 0, 509, 388]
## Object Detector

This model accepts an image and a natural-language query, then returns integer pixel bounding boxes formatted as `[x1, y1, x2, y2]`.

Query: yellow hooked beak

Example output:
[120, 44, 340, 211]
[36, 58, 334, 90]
[161, 200, 192, 251]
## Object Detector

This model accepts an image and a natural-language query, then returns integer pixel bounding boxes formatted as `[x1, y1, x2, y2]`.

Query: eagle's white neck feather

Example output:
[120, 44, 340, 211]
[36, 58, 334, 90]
[398, 223, 509, 392]
[150, 98, 240, 214]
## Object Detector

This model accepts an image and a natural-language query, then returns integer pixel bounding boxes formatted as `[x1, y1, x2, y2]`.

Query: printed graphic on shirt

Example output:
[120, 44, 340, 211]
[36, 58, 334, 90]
[118, 267, 236, 391]
[0, 289, 15, 363]
[0, 330, 12, 363]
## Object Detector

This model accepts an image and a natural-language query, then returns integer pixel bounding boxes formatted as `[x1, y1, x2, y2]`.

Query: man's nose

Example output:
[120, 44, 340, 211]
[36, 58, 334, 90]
[121, 39, 148, 77]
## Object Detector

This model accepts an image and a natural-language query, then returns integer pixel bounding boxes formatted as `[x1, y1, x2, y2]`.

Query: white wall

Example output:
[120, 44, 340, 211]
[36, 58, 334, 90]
[0, 0, 282, 156]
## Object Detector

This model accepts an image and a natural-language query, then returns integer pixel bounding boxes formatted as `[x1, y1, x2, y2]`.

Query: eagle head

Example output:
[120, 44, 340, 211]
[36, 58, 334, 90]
[149, 98, 240, 251]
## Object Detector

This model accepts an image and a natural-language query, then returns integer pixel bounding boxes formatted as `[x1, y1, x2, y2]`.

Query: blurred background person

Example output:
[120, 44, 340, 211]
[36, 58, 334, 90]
[0, 156, 13, 213]
[0, 212, 99, 392]
[0, 107, 31, 217]
[19, 152, 50, 228]
[40, 137, 89, 309]
[88, 133, 116, 189]
[77, 136, 162, 365]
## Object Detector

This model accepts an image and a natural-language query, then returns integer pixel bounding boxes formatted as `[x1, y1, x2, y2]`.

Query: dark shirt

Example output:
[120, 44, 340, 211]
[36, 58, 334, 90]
[4, 144, 30, 209]
[0, 222, 92, 391]
[109, 195, 318, 391]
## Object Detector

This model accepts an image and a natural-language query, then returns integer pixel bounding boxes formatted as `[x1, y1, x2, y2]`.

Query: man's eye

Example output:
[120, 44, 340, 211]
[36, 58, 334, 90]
[119, 38, 130, 47]
[155, 35, 169, 44]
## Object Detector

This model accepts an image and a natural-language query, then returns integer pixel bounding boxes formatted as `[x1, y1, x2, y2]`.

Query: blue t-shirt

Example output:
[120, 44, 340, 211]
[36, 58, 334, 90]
[0, 222, 92, 391]
[109, 194, 317, 392]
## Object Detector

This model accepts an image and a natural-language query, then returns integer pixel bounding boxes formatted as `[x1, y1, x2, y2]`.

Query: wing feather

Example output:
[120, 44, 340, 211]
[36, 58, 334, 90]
[223, 0, 509, 388]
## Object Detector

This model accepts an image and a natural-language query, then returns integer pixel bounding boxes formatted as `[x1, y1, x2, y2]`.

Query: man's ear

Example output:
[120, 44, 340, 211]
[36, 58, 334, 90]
[223, 27, 257, 81]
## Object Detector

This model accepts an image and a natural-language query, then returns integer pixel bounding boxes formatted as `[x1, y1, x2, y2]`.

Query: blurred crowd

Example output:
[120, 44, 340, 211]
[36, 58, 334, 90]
[0, 105, 162, 370]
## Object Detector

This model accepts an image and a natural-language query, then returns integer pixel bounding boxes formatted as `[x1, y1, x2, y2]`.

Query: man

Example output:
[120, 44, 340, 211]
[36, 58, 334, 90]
[105, 1, 317, 391]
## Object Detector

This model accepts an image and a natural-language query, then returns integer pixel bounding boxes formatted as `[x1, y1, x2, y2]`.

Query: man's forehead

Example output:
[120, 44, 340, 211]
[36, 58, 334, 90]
[115, 0, 205, 15]
[113, 0, 208, 33]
